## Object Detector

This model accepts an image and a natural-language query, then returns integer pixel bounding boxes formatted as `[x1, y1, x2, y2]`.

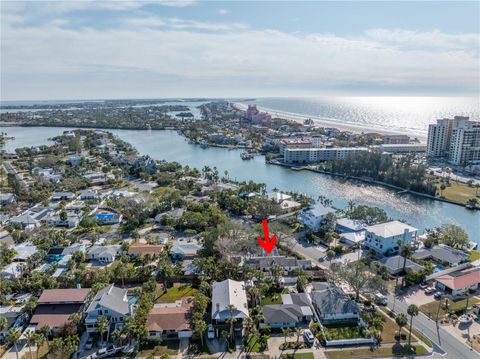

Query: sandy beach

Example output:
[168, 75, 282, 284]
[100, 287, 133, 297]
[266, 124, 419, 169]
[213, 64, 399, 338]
[232, 102, 427, 141]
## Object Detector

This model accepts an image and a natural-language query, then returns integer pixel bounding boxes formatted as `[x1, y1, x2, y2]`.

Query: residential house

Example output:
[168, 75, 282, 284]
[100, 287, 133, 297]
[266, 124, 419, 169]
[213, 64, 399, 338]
[246, 256, 312, 273]
[0, 193, 15, 205]
[0, 304, 27, 341]
[261, 292, 313, 329]
[379, 255, 425, 276]
[9, 214, 39, 231]
[51, 191, 75, 201]
[171, 239, 202, 260]
[47, 212, 81, 228]
[155, 208, 186, 224]
[85, 284, 134, 334]
[211, 279, 249, 336]
[79, 190, 99, 201]
[47, 243, 86, 262]
[83, 172, 106, 185]
[300, 203, 336, 232]
[435, 267, 480, 297]
[87, 245, 122, 264]
[364, 221, 418, 256]
[13, 243, 38, 261]
[128, 244, 163, 258]
[267, 192, 302, 212]
[310, 282, 360, 323]
[412, 245, 469, 267]
[147, 297, 194, 340]
[29, 288, 91, 334]
[0, 263, 24, 279]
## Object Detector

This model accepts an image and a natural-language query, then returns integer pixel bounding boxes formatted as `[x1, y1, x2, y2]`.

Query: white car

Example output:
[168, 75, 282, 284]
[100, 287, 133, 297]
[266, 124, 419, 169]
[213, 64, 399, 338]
[424, 287, 435, 295]
[459, 314, 473, 324]
[374, 293, 388, 306]
[207, 324, 215, 339]
[303, 329, 315, 345]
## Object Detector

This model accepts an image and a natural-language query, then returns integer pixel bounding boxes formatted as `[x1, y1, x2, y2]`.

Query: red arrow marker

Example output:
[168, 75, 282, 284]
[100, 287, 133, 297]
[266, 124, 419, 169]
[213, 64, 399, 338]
[257, 219, 277, 254]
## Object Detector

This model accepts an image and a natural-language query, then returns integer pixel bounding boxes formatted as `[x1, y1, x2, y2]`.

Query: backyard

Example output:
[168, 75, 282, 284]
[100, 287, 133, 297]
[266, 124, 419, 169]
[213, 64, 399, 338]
[323, 323, 366, 340]
[154, 283, 198, 303]
[261, 287, 289, 305]
[419, 296, 480, 320]
[280, 353, 314, 359]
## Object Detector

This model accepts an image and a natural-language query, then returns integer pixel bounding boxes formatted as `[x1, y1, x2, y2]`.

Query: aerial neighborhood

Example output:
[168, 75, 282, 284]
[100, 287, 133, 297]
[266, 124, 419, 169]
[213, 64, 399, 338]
[0, 111, 479, 359]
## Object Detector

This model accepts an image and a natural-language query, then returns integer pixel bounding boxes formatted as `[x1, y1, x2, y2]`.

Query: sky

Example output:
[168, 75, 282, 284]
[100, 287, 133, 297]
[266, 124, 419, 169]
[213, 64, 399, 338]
[1, 0, 479, 101]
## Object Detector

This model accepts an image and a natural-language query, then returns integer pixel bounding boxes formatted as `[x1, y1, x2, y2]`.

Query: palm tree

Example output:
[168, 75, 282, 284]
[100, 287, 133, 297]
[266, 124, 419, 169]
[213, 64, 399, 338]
[476, 183, 480, 197]
[25, 329, 36, 359]
[221, 330, 230, 348]
[463, 290, 471, 311]
[38, 325, 50, 350]
[97, 315, 109, 344]
[395, 313, 408, 341]
[6, 328, 21, 359]
[0, 317, 7, 332]
[326, 249, 335, 266]
[440, 183, 446, 197]
[407, 304, 419, 345]
[225, 304, 238, 343]
[295, 327, 302, 343]
[34, 333, 46, 359]
[400, 244, 412, 286]
[282, 327, 291, 344]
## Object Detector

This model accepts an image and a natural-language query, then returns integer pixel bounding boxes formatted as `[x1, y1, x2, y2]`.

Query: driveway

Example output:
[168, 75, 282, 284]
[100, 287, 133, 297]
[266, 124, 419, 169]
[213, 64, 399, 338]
[403, 286, 438, 306]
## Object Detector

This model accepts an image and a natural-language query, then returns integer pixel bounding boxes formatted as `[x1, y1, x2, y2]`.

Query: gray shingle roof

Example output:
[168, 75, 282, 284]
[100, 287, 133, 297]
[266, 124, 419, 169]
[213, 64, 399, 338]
[86, 284, 130, 315]
[263, 304, 303, 324]
[379, 255, 424, 274]
[311, 283, 359, 315]
[412, 245, 468, 265]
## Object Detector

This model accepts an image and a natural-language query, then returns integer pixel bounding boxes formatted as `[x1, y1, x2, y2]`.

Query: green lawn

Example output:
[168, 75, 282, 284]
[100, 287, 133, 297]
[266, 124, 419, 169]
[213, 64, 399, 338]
[245, 333, 264, 353]
[281, 353, 314, 359]
[324, 323, 366, 340]
[469, 251, 480, 261]
[325, 344, 428, 359]
[155, 283, 198, 303]
[436, 181, 479, 205]
[138, 342, 179, 357]
[261, 287, 289, 305]
[419, 296, 480, 320]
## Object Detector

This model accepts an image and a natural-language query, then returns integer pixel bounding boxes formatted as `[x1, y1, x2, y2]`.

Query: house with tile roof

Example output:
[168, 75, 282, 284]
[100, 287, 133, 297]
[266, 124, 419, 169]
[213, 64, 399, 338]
[435, 267, 480, 297]
[147, 297, 193, 340]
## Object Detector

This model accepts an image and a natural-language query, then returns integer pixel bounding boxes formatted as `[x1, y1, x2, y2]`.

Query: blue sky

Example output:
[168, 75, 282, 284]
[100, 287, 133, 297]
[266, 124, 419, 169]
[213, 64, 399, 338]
[1, 1, 479, 100]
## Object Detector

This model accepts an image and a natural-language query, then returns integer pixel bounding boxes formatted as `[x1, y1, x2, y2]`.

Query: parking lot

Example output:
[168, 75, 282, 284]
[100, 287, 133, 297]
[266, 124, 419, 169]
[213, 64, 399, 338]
[403, 286, 439, 306]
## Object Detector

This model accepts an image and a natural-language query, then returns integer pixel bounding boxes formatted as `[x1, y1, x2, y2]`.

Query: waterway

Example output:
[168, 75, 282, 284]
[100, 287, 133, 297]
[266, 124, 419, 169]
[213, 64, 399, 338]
[2, 126, 479, 242]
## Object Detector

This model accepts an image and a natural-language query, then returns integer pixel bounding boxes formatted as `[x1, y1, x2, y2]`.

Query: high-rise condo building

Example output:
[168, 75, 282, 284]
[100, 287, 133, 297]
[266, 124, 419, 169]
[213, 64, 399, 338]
[426, 116, 480, 165]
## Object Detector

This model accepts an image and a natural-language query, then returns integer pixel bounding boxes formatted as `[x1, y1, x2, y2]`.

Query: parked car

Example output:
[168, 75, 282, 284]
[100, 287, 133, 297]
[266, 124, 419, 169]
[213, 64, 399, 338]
[207, 324, 215, 339]
[424, 287, 435, 295]
[303, 329, 315, 346]
[419, 282, 428, 289]
[434, 291, 443, 299]
[85, 337, 94, 350]
[374, 293, 388, 306]
[91, 345, 117, 359]
[459, 314, 473, 324]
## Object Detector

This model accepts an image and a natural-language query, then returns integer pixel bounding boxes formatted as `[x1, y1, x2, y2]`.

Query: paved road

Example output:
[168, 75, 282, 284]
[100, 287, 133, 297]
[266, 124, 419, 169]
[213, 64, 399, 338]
[387, 293, 480, 358]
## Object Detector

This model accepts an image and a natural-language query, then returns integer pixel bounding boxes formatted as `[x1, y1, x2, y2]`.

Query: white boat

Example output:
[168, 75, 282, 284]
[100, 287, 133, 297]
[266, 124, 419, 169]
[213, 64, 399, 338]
[240, 151, 254, 160]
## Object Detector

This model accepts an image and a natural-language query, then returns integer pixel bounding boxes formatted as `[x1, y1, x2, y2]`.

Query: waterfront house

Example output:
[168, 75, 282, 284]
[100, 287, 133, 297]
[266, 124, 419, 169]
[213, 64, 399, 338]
[87, 245, 121, 264]
[379, 255, 425, 276]
[412, 244, 469, 267]
[211, 279, 249, 336]
[29, 288, 90, 334]
[267, 192, 302, 212]
[147, 297, 193, 340]
[435, 267, 480, 297]
[85, 284, 133, 334]
[300, 203, 336, 232]
[363, 221, 418, 256]
[310, 282, 360, 323]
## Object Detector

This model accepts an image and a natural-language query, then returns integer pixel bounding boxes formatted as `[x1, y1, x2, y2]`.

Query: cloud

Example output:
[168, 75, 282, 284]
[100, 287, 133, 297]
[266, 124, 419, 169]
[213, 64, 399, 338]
[217, 9, 229, 15]
[1, 13, 478, 99]
[125, 16, 248, 31]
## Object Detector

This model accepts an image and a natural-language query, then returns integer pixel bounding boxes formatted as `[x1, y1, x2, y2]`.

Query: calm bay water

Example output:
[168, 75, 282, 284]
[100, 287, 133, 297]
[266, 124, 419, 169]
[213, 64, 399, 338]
[3, 126, 479, 242]
[244, 97, 480, 138]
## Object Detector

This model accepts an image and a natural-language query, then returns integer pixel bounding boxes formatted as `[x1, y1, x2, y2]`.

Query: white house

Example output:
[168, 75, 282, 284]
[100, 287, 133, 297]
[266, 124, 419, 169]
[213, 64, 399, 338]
[85, 284, 134, 334]
[364, 221, 418, 256]
[299, 203, 335, 232]
[211, 279, 249, 336]
[87, 245, 121, 264]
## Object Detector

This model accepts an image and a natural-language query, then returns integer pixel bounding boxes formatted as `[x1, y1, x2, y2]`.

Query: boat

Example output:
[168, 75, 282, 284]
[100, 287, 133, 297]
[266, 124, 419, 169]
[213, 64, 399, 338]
[240, 151, 254, 160]
[200, 142, 209, 149]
